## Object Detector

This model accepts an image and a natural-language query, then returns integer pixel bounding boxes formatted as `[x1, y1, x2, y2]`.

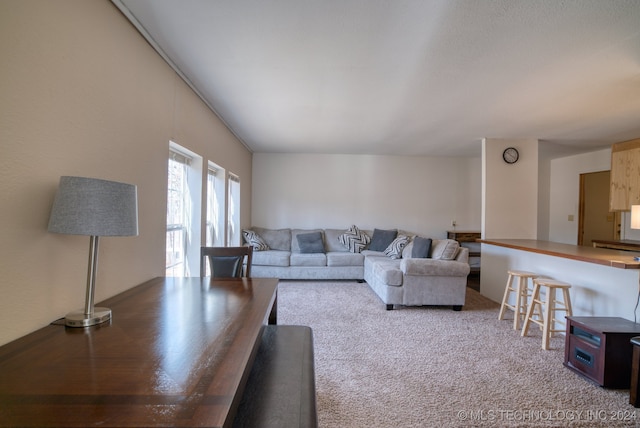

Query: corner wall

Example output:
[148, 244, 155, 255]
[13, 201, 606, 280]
[482, 138, 539, 239]
[0, 0, 252, 345]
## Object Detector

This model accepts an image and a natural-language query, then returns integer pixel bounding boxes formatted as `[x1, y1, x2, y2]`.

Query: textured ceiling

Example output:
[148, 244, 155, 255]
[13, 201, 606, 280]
[114, 0, 640, 156]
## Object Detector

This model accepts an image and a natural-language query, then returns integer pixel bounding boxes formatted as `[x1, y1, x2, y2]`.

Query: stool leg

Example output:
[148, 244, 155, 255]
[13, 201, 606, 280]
[521, 283, 540, 337]
[542, 287, 555, 350]
[498, 274, 514, 321]
[513, 276, 526, 330]
[529, 279, 543, 330]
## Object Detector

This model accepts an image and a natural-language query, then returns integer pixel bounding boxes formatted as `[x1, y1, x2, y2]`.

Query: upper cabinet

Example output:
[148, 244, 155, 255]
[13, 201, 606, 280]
[610, 138, 640, 211]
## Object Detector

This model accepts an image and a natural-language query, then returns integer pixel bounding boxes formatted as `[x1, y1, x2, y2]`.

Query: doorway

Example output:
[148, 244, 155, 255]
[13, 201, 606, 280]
[578, 170, 620, 246]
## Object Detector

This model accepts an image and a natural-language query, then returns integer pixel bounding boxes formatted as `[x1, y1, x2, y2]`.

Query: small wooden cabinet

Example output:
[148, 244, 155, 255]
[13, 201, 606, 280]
[447, 230, 480, 273]
[564, 316, 640, 388]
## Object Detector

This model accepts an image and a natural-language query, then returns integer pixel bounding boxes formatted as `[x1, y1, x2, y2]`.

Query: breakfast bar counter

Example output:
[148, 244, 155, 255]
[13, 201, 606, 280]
[479, 239, 640, 321]
[478, 239, 640, 269]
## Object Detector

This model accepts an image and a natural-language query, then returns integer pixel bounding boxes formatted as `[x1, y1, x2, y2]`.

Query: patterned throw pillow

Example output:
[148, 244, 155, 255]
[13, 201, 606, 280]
[339, 225, 371, 253]
[384, 235, 411, 259]
[431, 239, 460, 260]
[242, 229, 269, 251]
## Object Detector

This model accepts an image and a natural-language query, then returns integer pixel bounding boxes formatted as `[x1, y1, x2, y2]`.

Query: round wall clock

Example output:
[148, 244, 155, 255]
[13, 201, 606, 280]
[502, 147, 519, 164]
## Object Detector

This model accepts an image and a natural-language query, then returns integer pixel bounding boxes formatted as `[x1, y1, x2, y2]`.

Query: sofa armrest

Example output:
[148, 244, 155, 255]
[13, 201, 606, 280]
[400, 258, 470, 277]
[455, 246, 469, 263]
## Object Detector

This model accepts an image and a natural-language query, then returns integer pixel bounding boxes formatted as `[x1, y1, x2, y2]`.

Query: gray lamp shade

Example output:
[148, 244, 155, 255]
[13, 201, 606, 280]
[48, 176, 139, 236]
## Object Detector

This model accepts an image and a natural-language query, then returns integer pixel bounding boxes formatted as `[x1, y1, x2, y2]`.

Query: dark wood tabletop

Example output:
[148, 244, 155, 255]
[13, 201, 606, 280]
[0, 276, 278, 428]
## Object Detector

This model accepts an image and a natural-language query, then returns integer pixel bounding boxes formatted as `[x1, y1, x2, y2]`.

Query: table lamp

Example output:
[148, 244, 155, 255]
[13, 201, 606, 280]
[48, 176, 138, 327]
[632, 205, 640, 230]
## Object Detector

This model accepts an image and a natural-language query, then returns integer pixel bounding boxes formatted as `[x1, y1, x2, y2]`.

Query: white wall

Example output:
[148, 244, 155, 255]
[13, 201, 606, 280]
[548, 149, 610, 244]
[482, 138, 539, 239]
[0, 0, 252, 346]
[252, 153, 481, 237]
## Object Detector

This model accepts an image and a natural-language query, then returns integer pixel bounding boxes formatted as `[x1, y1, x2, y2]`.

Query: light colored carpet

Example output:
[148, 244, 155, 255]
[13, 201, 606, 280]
[277, 281, 639, 427]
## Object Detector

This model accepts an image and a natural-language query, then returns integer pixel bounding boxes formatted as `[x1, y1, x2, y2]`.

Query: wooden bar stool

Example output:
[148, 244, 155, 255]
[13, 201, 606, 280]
[498, 270, 539, 330]
[521, 278, 573, 350]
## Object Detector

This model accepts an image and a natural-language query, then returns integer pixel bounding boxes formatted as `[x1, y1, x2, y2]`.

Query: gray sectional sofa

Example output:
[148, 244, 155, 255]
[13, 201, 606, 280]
[243, 226, 470, 310]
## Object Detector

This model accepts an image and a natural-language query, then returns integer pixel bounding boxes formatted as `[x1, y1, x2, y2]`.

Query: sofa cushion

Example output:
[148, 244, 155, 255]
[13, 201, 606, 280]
[412, 236, 432, 258]
[242, 229, 269, 251]
[325, 229, 350, 252]
[384, 235, 410, 259]
[296, 232, 325, 253]
[252, 227, 291, 251]
[431, 239, 460, 260]
[338, 225, 370, 253]
[290, 253, 327, 267]
[372, 259, 403, 286]
[252, 250, 290, 267]
[401, 258, 470, 277]
[327, 251, 364, 267]
[368, 228, 398, 251]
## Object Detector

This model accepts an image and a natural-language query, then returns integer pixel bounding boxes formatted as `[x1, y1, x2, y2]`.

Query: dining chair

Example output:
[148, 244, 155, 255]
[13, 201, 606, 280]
[200, 246, 253, 278]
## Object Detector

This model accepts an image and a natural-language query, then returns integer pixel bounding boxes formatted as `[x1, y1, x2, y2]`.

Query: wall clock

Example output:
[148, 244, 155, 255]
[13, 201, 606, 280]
[502, 147, 519, 164]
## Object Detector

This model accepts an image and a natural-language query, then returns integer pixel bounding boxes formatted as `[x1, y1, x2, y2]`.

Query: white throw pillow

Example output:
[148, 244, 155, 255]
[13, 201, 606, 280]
[384, 235, 410, 259]
[242, 229, 269, 251]
[338, 225, 371, 253]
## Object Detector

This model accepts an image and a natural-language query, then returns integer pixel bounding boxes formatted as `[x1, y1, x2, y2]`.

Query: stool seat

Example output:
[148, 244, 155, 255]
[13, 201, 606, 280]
[521, 278, 573, 350]
[498, 270, 540, 330]
[533, 278, 571, 288]
[507, 270, 538, 277]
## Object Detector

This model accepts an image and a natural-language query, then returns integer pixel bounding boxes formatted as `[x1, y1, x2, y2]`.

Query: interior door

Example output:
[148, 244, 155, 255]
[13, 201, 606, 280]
[578, 170, 619, 246]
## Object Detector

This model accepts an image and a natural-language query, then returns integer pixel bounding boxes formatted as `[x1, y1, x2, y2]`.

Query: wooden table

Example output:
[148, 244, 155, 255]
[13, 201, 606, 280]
[0, 276, 278, 428]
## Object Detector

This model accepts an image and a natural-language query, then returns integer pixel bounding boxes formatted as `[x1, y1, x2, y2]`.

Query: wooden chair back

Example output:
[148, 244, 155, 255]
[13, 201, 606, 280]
[200, 246, 253, 278]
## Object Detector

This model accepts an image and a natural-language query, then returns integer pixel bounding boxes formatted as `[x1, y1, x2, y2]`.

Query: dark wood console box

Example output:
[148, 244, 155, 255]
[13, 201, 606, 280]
[564, 316, 640, 388]
[447, 230, 480, 273]
[0, 276, 278, 427]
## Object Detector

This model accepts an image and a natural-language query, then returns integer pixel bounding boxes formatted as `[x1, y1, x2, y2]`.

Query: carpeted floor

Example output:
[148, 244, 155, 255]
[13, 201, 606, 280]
[277, 281, 639, 427]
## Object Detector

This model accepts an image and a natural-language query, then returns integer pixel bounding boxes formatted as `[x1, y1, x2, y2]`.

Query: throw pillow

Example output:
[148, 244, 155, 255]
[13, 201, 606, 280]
[368, 228, 398, 252]
[384, 235, 410, 259]
[431, 239, 460, 260]
[339, 225, 371, 253]
[242, 229, 269, 251]
[296, 232, 325, 253]
[412, 236, 432, 258]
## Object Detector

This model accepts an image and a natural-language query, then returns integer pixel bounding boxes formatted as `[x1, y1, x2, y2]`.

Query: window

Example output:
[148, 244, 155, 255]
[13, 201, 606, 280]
[227, 173, 241, 245]
[206, 164, 225, 247]
[166, 142, 202, 277]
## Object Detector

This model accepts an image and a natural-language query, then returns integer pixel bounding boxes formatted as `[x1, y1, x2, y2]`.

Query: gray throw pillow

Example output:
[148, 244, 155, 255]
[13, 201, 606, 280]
[368, 228, 398, 252]
[412, 236, 432, 258]
[296, 232, 325, 253]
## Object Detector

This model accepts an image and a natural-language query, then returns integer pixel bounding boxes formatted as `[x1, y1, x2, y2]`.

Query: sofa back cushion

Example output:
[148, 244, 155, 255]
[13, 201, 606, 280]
[252, 227, 291, 251]
[325, 229, 350, 252]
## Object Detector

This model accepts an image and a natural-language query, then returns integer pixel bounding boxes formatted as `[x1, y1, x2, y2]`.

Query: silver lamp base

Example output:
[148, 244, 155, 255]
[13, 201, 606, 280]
[65, 307, 112, 327]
